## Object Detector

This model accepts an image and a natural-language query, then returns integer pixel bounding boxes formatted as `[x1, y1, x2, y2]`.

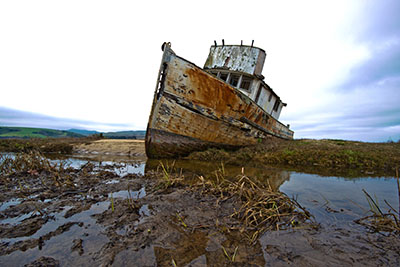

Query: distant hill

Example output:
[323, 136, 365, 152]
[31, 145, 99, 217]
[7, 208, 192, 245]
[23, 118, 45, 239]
[103, 130, 146, 139]
[0, 127, 84, 139]
[68, 129, 146, 139]
[68, 129, 100, 136]
[0, 126, 146, 139]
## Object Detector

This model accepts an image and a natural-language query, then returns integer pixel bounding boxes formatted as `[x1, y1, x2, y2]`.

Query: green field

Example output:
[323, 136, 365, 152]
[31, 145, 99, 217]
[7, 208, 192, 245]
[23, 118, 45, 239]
[0, 127, 84, 139]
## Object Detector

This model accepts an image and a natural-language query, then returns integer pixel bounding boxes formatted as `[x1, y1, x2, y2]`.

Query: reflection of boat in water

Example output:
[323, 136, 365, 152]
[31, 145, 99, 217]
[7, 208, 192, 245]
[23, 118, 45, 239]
[145, 42, 293, 159]
[145, 159, 290, 191]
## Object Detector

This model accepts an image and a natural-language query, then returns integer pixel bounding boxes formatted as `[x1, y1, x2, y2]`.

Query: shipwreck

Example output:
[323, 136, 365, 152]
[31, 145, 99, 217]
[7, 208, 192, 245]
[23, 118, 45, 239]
[145, 41, 293, 158]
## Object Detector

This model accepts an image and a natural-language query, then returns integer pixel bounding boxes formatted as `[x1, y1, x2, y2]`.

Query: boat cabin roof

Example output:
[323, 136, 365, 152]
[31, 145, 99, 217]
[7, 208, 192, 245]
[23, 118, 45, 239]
[204, 45, 266, 76]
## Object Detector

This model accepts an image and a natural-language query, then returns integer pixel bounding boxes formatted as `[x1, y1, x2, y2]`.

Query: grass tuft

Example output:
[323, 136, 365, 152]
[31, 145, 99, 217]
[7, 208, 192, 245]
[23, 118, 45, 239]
[153, 162, 317, 241]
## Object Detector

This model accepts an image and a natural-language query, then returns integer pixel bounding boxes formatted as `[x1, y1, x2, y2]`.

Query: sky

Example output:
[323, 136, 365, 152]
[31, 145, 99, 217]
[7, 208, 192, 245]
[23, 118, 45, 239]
[0, 0, 399, 142]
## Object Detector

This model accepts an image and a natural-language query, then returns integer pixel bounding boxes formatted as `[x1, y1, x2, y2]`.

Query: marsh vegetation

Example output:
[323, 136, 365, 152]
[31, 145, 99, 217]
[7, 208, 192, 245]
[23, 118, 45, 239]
[189, 138, 400, 175]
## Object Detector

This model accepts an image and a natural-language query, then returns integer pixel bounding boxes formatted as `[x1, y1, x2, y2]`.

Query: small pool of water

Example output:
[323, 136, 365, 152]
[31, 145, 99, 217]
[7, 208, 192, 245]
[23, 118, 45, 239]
[280, 172, 398, 227]
[109, 187, 146, 199]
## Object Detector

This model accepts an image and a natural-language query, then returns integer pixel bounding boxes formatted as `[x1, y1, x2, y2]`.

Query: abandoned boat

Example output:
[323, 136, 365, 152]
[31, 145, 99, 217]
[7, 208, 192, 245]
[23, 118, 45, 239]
[145, 41, 294, 158]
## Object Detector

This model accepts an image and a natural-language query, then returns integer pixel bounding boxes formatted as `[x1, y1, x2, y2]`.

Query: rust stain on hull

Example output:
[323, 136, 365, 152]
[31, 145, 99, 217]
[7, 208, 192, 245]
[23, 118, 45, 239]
[146, 43, 293, 159]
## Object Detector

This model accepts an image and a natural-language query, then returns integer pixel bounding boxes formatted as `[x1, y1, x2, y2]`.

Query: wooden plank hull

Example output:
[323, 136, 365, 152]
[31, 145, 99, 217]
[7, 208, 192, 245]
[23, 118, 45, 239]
[146, 46, 293, 159]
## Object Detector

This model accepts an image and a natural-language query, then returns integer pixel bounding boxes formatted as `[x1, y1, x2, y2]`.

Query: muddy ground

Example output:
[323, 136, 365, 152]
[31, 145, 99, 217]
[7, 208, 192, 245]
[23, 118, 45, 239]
[0, 140, 399, 266]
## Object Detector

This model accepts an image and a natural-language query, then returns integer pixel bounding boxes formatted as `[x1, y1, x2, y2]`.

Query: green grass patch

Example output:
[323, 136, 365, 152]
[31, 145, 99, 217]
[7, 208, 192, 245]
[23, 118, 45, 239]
[0, 127, 84, 139]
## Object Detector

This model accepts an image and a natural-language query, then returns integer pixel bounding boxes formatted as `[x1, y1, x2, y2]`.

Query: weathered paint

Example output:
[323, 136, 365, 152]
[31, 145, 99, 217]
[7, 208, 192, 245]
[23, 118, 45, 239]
[146, 44, 293, 159]
[204, 45, 266, 76]
[204, 46, 287, 121]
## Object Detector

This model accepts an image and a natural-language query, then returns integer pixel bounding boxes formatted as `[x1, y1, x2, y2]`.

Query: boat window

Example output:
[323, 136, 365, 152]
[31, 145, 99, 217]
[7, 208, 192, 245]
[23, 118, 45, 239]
[229, 74, 240, 87]
[268, 93, 273, 102]
[240, 76, 252, 90]
[273, 100, 280, 111]
[254, 85, 263, 104]
[210, 71, 218, 77]
[219, 72, 229, 81]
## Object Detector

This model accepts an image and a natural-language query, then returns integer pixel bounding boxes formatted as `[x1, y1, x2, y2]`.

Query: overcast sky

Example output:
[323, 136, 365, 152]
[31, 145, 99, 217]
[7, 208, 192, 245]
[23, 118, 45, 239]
[1, 1, 399, 142]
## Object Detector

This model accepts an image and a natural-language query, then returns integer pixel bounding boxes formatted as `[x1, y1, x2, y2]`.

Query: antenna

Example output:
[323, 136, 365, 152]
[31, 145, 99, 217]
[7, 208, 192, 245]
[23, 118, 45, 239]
[222, 39, 225, 46]
[241, 40, 243, 46]
[214, 40, 217, 47]
[251, 40, 254, 47]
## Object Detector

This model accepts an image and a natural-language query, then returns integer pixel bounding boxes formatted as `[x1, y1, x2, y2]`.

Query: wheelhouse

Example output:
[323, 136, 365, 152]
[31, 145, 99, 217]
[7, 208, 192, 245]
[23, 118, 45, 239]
[204, 43, 287, 120]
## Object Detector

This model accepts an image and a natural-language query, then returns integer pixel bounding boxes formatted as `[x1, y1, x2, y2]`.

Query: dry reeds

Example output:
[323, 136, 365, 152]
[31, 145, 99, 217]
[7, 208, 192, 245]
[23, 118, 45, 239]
[194, 165, 316, 236]
[1, 151, 57, 175]
[210, 174, 313, 231]
[0, 151, 75, 190]
[153, 162, 315, 236]
[355, 169, 400, 234]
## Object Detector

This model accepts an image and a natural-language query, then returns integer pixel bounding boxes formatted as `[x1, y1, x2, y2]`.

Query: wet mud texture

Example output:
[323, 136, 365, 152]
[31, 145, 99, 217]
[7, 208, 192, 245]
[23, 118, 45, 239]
[0, 158, 399, 266]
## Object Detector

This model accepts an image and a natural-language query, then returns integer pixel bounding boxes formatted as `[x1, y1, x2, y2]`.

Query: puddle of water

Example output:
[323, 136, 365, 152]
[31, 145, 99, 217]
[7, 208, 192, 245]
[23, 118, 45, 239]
[2, 152, 146, 178]
[109, 187, 146, 199]
[0, 200, 110, 266]
[116, 204, 152, 236]
[105, 179, 120, 185]
[0, 198, 22, 212]
[0, 152, 16, 161]
[1, 211, 37, 226]
[279, 173, 399, 227]
[139, 204, 151, 217]
[114, 163, 146, 176]
[43, 153, 147, 176]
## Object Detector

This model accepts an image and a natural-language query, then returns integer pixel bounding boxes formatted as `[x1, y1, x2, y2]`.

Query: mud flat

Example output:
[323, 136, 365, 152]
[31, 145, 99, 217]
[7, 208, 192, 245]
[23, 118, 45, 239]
[0, 150, 399, 266]
[74, 139, 145, 157]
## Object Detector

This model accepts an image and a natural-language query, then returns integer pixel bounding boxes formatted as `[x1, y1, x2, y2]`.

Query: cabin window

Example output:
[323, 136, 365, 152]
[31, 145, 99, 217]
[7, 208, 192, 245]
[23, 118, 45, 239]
[273, 100, 280, 112]
[210, 71, 218, 77]
[268, 93, 273, 102]
[219, 72, 229, 81]
[254, 85, 263, 104]
[229, 74, 240, 87]
[240, 76, 252, 91]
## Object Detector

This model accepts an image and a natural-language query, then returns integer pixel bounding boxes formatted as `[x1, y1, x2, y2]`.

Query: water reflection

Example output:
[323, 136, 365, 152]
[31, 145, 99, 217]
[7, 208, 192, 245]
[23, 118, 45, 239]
[145, 159, 291, 191]
[280, 172, 399, 226]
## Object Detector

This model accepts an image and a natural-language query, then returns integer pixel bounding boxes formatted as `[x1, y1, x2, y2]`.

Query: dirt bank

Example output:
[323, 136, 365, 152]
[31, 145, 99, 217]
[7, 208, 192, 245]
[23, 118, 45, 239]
[189, 139, 400, 175]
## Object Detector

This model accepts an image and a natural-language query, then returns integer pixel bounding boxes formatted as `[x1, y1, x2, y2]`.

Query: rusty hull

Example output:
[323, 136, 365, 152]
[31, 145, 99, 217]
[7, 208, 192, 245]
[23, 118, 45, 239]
[146, 45, 293, 159]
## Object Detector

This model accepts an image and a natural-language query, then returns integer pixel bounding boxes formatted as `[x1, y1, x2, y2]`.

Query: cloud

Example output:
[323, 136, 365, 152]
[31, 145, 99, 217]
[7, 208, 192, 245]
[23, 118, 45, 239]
[0, 107, 135, 132]
[288, 76, 400, 142]
[285, 1, 400, 142]
[339, 1, 400, 90]
[356, 1, 400, 42]
[342, 41, 400, 89]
